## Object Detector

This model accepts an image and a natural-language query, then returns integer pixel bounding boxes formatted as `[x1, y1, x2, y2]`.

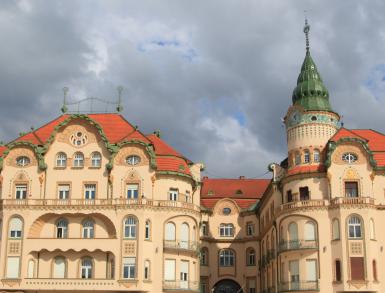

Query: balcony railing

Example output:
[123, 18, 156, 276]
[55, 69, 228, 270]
[164, 240, 199, 253]
[330, 197, 374, 206]
[279, 200, 328, 213]
[163, 280, 199, 291]
[278, 281, 319, 292]
[0, 198, 200, 211]
[278, 240, 318, 253]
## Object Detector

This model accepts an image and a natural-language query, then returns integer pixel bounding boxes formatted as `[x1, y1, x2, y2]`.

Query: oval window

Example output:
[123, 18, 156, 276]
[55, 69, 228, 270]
[342, 153, 357, 164]
[126, 155, 141, 166]
[223, 208, 231, 215]
[16, 156, 30, 167]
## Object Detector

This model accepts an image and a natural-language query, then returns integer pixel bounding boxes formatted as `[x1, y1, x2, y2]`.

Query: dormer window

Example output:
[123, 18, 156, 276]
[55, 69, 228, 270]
[16, 156, 30, 167]
[126, 155, 141, 166]
[235, 189, 243, 195]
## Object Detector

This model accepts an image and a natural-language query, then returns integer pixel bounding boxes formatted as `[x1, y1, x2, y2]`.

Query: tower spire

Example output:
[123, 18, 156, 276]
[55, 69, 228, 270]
[304, 12, 310, 53]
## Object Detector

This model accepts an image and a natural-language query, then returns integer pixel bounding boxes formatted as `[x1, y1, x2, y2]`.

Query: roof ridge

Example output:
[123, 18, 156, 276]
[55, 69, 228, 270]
[116, 114, 151, 143]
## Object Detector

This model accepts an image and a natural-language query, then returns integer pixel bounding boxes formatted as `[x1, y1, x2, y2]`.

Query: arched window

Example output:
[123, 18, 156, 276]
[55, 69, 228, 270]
[27, 259, 35, 278]
[348, 216, 362, 238]
[56, 218, 68, 238]
[246, 248, 256, 266]
[288, 222, 298, 241]
[313, 149, 320, 163]
[56, 152, 67, 167]
[304, 150, 310, 163]
[165, 222, 176, 241]
[332, 219, 340, 240]
[53, 256, 66, 278]
[219, 249, 235, 267]
[91, 152, 101, 167]
[373, 260, 378, 282]
[369, 218, 375, 240]
[73, 152, 84, 167]
[145, 220, 151, 240]
[180, 223, 190, 249]
[295, 152, 301, 165]
[200, 248, 208, 266]
[82, 220, 94, 239]
[124, 216, 137, 239]
[335, 260, 342, 282]
[304, 221, 316, 241]
[81, 257, 93, 279]
[144, 260, 150, 280]
[9, 217, 23, 239]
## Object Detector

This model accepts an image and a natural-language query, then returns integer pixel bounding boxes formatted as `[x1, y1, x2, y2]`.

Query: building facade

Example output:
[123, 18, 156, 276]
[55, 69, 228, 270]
[1, 23, 385, 293]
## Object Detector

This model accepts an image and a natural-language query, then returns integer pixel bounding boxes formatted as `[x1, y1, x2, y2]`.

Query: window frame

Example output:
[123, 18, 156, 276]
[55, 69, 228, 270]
[90, 152, 102, 168]
[73, 152, 84, 168]
[219, 249, 235, 267]
[219, 223, 234, 237]
[348, 216, 363, 239]
[56, 152, 67, 168]
[124, 216, 137, 239]
[56, 218, 68, 239]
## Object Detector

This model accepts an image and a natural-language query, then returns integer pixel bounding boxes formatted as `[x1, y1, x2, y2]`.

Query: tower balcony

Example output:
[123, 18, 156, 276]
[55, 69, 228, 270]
[163, 280, 199, 292]
[330, 197, 374, 206]
[278, 240, 318, 254]
[278, 200, 328, 214]
[278, 281, 319, 292]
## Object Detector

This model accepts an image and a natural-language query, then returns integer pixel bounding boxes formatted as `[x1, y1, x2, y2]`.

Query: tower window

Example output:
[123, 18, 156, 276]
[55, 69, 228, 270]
[345, 182, 358, 198]
[304, 150, 310, 163]
[295, 152, 301, 165]
[299, 187, 310, 201]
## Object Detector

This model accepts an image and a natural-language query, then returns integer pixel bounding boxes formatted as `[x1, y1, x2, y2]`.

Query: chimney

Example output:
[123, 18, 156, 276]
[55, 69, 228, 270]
[203, 176, 208, 180]
[239, 176, 245, 180]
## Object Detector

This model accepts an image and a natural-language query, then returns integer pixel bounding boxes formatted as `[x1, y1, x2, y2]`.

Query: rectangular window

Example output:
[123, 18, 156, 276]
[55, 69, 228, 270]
[180, 260, 189, 289]
[247, 222, 254, 236]
[219, 224, 234, 237]
[123, 257, 136, 279]
[84, 184, 96, 200]
[58, 184, 70, 200]
[185, 191, 191, 203]
[201, 222, 208, 236]
[164, 259, 176, 281]
[345, 182, 358, 198]
[306, 259, 317, 281]
[15, 184, 27, 199]
[287, 190, 293, 202]
[6, 257, 20, 278]
[289, 260, 300, 286]
[126, 184, 139, 199]
[169, 189, 178, 201]
[350, 257, 364, 280]
[299, 187, 309, 201]
[200, 279, 207, 293]
[248, 279, 256, 293]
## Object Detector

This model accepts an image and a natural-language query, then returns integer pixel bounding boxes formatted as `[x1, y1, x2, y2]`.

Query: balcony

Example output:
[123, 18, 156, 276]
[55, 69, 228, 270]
[163, 240, 199, 254]
[330, 197, 374, 206]
[278, 281, 319, 292]
[0, 198, 200, 212]
[163, 280, 199, 292]
[278, 200, 328, 214]
[267, 249, 276, 262]
[278, 240, 318, 254]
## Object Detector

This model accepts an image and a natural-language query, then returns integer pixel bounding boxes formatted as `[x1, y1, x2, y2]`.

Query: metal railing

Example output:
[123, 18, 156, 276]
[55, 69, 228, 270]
[278, 240, 318, 253]
[163, 240, 199, 252]
[1, 198, 200, 211]
[163, 280, 199, 291]
[278, 281, 319, 292]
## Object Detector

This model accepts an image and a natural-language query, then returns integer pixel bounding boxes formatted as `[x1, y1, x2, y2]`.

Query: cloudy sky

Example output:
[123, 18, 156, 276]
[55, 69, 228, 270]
[1, 0, 385, 178]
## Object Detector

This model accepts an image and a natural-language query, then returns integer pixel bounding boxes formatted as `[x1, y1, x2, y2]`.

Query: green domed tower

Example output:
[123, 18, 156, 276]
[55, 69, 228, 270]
[284, 19, 340, 170]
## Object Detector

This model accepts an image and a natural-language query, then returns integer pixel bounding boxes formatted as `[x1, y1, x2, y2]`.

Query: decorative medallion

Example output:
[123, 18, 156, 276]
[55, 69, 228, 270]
[70, 131, 88, 147]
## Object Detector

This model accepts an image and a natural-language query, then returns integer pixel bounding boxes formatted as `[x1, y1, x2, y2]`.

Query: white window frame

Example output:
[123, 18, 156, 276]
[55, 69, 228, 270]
[123, 257, 136, 279]
[219, 223, 234, 237]
[126, 184, 139, 199]
[15, 184, 27, 199]
[56, 218, 68, 239]
[56, 152, 67, 167]
[91, 152, 101, 167]
[219, 249, 235, 267]
[169, 189, 178, 201]
[73, 152, 84, 168]
[58, 184, 70, 200]
[124, 217, 137, 239]
[84, 184, 96, 200]
[82, 220, 94, 239]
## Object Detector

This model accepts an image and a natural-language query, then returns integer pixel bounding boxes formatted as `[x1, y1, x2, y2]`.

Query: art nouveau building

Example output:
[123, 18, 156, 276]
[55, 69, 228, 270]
[2, 22, 385, 293]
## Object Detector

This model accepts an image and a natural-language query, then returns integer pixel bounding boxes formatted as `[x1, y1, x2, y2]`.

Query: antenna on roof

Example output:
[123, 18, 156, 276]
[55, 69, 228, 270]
[61, 87, 69, 113]
[303, 10, 310, 53]
[116, 86, 124, 113]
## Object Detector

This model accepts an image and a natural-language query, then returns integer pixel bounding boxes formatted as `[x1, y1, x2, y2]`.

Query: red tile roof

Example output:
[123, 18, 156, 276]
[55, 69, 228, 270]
[200, 178, 270, 209]
[330, 128, 367, 143]
[287, 164, 326, 176]
[0, 146, 6, 157]
[3, 114, 193, 176]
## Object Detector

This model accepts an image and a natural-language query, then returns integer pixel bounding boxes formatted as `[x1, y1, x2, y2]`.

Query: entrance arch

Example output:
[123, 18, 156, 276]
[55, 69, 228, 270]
[213, 279, 242, 293]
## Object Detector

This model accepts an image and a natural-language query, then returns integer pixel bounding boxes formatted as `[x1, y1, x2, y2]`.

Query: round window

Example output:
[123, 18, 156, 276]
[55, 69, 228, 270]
[223, 207, 231, 215]
[70, 132, 88, 147]
[16, 156, 30, 167]
[342, 153, 358, 164]
[126, 155, 141, 166]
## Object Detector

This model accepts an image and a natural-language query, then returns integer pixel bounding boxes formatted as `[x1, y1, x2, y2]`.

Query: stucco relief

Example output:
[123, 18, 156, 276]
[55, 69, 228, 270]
[56, 122, 99, 147]
[115, 145, 149, 166]
[214, 199, 239, 215]
[332, 144, 367, 165]
[6, 147, 37, 167]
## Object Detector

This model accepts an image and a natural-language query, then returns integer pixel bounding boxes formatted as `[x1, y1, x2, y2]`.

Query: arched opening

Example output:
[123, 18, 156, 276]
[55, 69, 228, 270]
[304, 221, 316, 241]
[53, 256, 66, 278]
[180, 223, 190, 249]
[213, 279, 242, 293]
[165, 222, 176, 241]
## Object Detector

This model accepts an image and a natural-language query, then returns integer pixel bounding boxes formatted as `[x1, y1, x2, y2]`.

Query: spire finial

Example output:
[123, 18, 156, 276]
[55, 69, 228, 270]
[61, 87, 69, 113]
[116, 86, 123, 112]
[303, 11, 310, 53]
